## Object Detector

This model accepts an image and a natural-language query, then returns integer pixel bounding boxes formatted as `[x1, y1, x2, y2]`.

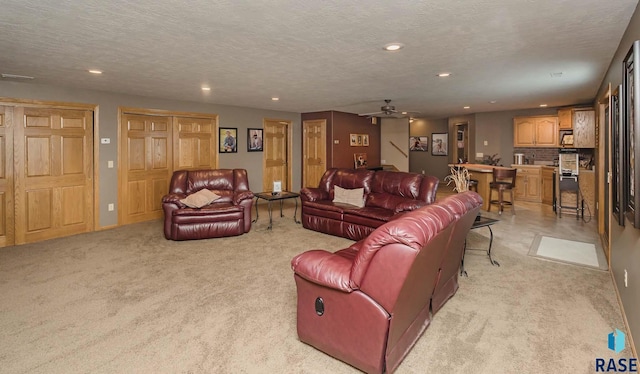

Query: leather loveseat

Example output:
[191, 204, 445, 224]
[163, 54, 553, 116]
[162, 169, 254, 240]
[291, 191, 483, 374]
[300, 168, 439, 240]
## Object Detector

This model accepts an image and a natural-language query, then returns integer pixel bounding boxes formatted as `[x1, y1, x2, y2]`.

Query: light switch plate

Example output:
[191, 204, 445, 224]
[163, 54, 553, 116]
[476, 153, 484, 158]
[107, 160, 114, 168]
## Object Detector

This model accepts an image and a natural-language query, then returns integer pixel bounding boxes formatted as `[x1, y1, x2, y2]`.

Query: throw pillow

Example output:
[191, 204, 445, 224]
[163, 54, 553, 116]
[333, 185, 365, 208]
[180, 189, 221, 208]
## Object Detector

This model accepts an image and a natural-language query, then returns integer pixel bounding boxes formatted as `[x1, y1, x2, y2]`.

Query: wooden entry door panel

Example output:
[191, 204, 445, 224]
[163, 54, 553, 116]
[263, 120, 289, 192]
[14, 107, 94, 244]
[302, 119, 326, 188]
[173, 116, 216, 170]
[120, 113, 172, 225]
[0, 106, 14, 247]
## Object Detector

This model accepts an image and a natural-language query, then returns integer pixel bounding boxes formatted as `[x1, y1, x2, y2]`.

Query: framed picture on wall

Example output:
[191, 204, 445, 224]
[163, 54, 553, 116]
[247, 128, 263, 152]
[219, 127, 237, 153]
[431, 133, 448, 156]
[623, 40, 640, 228]
[354, 153, 368, 168]
[363, 134, 369, 146]
[409, 136, 428, 151]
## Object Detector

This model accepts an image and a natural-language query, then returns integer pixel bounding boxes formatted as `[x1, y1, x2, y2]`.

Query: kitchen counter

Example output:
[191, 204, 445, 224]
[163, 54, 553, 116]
[448, 164, 513, 211]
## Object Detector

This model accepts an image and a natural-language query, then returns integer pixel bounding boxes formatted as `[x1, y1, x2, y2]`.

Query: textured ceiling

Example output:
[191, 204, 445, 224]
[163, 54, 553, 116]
[0, 0, 638, 118]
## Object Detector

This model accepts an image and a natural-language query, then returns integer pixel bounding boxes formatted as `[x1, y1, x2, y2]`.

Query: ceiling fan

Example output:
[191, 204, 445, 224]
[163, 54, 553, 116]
[358, 99, 419, 118]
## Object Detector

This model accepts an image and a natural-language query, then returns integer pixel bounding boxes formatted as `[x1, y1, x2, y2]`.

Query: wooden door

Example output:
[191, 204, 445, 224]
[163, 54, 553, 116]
[302, 119, 326, 188]
[535, 117, 558, 146]
[14, 107, 94, 244]
[120, 113, 172, 224]
[263, 119, 291, 192]
[513, 118, 535, 146]
[0, 106, 14, 247]
[173, 116, 217, 170]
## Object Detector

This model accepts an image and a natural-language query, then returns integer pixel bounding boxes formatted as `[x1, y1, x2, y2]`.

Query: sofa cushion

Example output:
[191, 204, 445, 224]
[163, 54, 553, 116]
[345, 206, 395, 222]
[366, 193, 417, 212]
[333, 186, 365, 207]
[180, 189, 221, 208]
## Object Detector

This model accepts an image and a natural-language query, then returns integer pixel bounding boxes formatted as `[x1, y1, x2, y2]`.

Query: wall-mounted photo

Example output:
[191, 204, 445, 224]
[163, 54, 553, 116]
[410, 136, 428, 152]
[354, 153, 368, 168]
[220, 127, 238, 153]
[431, 133, 448, 156]
[350, 133, 369, 147]
[247, 128, 263, 152]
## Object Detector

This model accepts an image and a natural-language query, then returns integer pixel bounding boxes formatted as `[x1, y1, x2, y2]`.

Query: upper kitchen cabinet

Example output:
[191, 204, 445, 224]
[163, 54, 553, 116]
[557, 108, 595, 148]
[558, 108, 573, 129]
[572, 109, 595, 148]
[513, 116, 558, 147]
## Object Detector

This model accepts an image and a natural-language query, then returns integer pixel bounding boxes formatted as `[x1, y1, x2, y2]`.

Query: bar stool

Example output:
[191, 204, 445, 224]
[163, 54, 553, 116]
[468, 179, 479, 192]
[488, 168, 517, 215]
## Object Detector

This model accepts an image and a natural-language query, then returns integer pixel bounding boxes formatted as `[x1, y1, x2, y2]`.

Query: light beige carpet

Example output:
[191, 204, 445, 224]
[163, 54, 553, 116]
[0, 204, 631, 373]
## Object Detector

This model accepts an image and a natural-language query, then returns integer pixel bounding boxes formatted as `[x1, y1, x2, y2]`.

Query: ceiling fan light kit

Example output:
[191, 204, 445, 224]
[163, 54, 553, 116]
[358, 99, 419, 118]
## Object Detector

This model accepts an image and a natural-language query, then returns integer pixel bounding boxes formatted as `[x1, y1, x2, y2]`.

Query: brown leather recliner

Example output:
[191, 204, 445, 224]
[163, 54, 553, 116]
[162, 169, 254, 240]
[291, 191, 482, 373]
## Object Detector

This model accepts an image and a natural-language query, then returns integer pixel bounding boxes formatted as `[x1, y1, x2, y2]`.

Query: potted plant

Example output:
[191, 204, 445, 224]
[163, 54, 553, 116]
[444, 166, 470, 193]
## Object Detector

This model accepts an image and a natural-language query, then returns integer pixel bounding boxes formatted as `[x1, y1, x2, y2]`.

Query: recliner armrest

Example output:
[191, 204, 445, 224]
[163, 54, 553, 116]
[234, 190, 255, 204]
[162, 193, 187, 206]
[300, 187, 328, 202]
[291, 250, 354, 293]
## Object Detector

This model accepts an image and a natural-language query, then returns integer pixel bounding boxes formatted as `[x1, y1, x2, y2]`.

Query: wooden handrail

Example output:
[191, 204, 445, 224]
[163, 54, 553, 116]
[389, 141, 408, 158]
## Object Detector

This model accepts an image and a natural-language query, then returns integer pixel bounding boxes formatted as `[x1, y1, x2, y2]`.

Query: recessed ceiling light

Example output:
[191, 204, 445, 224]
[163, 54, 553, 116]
[540, 104, 548, 107]
[401, 111, 408, 115]
[489, 100, 497, 104]
[88, 70, 102, 74]
[271, 97, 280, 101]
[383, 43, 404, 51]
[550, 72, 563, 78]
[463, 106, 470, 109]
[201, 86, 211, 91]
[437, 73, 451, 77]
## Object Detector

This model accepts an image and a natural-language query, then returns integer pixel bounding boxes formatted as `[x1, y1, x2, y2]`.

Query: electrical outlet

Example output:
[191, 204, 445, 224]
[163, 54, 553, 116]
[625, 269, 628, 287]
[381, 159, 386, 164]
[484, 140, 488, 146]
[108, 203, 114, 212]
[476, 153, 483, 158]
[421, 170, 425, 175]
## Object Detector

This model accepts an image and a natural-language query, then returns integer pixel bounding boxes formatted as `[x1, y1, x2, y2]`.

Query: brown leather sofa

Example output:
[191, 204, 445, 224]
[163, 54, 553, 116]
[300, 168, 439, 240]
[291, 191, 483, 374]
[162, 169, 254, 240]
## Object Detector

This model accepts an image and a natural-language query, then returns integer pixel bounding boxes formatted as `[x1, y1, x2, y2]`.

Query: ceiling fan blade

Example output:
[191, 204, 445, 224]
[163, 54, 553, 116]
[358, 111, 384, 116]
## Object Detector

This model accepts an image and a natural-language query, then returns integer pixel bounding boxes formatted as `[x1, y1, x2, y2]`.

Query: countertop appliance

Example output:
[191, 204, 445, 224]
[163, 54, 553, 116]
[557, 149, 582, 218]
[514, 153, 525, 165]
[559, 149, 579, 176]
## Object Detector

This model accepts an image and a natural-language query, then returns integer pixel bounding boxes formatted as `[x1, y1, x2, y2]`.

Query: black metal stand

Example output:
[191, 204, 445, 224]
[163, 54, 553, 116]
[461, 217, 500, 277]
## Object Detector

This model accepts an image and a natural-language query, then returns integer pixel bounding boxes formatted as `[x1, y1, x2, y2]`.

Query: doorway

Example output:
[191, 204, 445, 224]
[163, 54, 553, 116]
[302, 119, 326, 188]
[263, 119, 292, 192]
[455, 122, 469, 163]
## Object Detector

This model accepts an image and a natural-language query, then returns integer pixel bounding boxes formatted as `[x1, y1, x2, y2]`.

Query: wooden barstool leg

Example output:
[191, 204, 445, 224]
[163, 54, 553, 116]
[487, 188, 492, 212]
[498, 189, 504, 214]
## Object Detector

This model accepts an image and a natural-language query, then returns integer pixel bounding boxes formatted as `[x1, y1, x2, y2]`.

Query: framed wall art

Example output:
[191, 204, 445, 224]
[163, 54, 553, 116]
[623, 40, 640, 228]
[613, 84, 625, 226]
[219, 127, 237, 153]
[431, 133, 448, 156]
[247, 128, 263, 152]
[350, 133, 369, 147]
[409, 136, 428, 152]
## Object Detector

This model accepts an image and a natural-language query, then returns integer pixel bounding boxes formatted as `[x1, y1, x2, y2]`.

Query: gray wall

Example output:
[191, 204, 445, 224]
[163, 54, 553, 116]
[409, 118, 449, 181]
[0, 81, 301, 228]
[595, 1, 640, 353]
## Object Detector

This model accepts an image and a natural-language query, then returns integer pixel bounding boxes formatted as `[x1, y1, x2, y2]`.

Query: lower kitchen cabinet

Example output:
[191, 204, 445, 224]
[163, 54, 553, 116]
[514, 166, 541, 202]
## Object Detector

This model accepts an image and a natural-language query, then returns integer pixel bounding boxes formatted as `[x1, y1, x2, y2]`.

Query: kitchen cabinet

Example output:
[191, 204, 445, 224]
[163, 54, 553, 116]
[557, 108, 595, 148]
[514, 166, 541, 202]
[573, 109, 595, 148]
[541, 167, 555, 205]
[558, 108, 573, 129]
[513, 116, 558, 147]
